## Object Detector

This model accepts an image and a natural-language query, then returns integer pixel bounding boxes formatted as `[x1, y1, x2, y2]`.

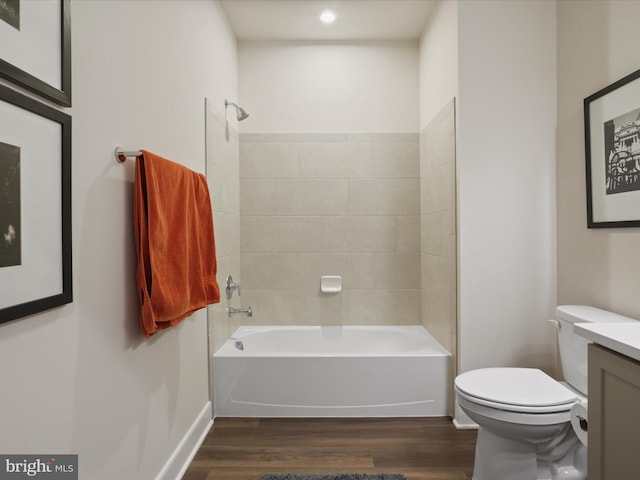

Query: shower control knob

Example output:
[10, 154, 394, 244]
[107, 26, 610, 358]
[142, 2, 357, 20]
[225, 275, 241, 299]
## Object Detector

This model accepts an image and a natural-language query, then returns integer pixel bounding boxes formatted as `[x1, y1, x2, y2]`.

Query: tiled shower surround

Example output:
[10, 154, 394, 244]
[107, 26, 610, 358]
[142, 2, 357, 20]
[206, 101, 241, 354]
[207, 99, 457, 372]
[238, 133, 422, 328]
[420, 100, 456, 357]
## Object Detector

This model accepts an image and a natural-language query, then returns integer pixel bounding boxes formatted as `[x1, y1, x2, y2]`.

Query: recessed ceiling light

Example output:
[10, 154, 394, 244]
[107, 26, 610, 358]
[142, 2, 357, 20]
[320, 10, 336, 24]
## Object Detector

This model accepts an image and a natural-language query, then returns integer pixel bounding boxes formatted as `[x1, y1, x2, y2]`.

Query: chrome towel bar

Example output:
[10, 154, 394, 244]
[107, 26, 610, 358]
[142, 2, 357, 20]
[114, 146, 142, 163]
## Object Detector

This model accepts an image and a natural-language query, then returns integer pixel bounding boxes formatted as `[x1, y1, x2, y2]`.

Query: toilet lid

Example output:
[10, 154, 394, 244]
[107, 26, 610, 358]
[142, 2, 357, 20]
[455, 368, 579, 408]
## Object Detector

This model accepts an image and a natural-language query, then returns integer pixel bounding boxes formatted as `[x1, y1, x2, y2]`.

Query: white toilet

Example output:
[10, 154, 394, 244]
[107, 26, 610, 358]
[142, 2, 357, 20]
[455, 305, 636, 480]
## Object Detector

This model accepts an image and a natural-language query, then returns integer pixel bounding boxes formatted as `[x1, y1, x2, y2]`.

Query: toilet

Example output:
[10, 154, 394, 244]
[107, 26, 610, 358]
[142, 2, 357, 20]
[455, 305, 637, 480]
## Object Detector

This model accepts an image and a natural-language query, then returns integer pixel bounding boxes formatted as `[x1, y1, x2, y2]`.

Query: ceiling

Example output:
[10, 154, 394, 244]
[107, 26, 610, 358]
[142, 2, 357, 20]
[219, 0, 438, 41]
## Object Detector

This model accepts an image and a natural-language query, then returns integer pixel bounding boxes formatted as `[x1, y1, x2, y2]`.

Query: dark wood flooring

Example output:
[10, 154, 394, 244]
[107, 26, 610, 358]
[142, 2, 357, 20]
[183, 417, 477, 480]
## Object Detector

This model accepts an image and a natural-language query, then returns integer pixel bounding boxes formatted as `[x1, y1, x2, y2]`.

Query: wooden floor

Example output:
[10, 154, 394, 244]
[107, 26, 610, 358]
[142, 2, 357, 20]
[183, 417, 477, 480]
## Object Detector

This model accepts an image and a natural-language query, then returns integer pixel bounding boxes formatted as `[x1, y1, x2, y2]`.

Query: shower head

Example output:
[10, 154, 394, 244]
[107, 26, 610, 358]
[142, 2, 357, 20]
[236, 106, 249, 121]
[225, 99, 250, 122]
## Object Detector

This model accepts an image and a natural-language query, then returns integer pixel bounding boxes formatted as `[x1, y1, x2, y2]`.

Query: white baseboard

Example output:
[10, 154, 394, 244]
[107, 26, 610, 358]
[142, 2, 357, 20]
[453, 403, 478, 430]
[155, 402, 213, 480]
[453, 417, 479, 430]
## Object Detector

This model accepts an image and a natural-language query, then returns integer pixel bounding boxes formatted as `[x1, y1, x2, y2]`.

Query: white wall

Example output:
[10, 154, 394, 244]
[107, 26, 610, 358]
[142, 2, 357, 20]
[457, 1, 557, 374]
[557, 0, 640, 318]
[239, 41, 419, 133]
[419, 0, 458, 129]
[0, 2, 237, 479]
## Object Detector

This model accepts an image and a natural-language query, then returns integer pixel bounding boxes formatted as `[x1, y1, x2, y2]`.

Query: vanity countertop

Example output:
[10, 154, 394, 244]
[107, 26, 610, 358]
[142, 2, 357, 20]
[574, 322, 640, 363]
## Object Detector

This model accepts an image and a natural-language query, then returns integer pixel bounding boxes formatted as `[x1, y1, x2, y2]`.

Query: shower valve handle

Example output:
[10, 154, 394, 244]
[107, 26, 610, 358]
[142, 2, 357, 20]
[225, 275, 241, 299]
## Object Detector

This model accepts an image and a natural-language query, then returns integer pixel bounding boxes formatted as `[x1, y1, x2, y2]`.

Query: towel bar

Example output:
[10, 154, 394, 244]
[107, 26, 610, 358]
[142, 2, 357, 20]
[114, 146, 142, 163]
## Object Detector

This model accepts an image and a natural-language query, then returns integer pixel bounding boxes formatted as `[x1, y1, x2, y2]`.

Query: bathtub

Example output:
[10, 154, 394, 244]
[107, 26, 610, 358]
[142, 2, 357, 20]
[213, 325, 451, 417]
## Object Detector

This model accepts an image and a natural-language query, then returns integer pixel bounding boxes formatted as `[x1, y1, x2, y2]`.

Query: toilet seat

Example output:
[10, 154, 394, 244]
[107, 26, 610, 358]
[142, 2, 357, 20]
[455, 368, 579, 414]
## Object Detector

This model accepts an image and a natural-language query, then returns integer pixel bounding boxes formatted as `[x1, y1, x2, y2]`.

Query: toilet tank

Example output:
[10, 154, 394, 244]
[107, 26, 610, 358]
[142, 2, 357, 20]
[556, 305, 637, 395]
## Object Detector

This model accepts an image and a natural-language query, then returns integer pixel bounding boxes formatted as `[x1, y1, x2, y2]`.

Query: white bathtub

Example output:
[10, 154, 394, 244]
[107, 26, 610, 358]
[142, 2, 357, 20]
[213, 325, 451, 417]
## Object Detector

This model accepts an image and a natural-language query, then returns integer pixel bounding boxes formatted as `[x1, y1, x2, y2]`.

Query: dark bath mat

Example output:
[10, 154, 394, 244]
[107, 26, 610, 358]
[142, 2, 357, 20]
[258, 475, 407, 480]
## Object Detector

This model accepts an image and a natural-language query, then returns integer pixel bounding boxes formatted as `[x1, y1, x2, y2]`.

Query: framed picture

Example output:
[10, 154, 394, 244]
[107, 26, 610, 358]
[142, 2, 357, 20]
[0, 0, 71, 106]
[585, 68, 640, 228]
[0, 83, 72, 324]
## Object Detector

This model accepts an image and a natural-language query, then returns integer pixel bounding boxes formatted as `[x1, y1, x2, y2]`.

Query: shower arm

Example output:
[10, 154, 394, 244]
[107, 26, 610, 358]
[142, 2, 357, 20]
[224, 99, 249, 121]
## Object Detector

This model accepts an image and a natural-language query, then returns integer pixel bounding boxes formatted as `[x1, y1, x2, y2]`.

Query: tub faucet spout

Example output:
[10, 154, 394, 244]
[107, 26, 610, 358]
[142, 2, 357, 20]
[228, 306, 252, 317]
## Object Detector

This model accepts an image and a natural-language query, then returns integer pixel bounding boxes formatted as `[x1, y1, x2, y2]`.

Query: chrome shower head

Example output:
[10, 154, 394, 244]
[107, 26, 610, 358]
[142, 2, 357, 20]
[236, 106, 249, 121]
[225, 99, 250, 122]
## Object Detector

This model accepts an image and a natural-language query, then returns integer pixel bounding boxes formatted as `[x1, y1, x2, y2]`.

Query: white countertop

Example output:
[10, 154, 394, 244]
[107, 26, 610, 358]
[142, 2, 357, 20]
[574, 322, 640, 363]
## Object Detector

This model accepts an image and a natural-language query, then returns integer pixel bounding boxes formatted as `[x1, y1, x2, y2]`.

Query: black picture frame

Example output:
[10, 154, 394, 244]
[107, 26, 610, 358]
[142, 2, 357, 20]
[585, 68, 640, 228]
[0, 84, 72, 324]
[0, 0, 71, 107]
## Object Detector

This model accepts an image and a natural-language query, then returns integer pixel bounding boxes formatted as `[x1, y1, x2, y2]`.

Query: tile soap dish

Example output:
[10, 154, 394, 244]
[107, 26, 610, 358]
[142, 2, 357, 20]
[320, 275, 342, 293]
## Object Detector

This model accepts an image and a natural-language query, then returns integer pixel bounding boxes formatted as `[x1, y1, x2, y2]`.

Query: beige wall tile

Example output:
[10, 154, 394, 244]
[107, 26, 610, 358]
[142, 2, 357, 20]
[239, 215, 252, 253]
[277, 133, 348, 143]
[228, 134, 240, 179]
[241, 253, 300, 289]
[345, 289, 421, 325]
[299, 142, 372, 178]
[213, 212, 240, 259]
[423, 161, 454, 215]
[349, 133, 419, 142]
[231, 289, 299, 325]
[241, 216, 288, 253]
[215, 253, 241, 288]
[396, 215, 421, 252]
[297, 253, 350, 289]
[240, 142, 298, 178]
[345, 253, 420, 289]
[239, 133, 275, 142]
[421, 254, 455, 350]
[208, 302, 229, 353]
[241, 216, 326, 253]
[237, 289, 344, 326]
[207, 106, 242, 359]
[235, 134, 427, 329]
[209, 166, 239, 215]
[420, 211, 455, 258]
[208, 163, 225, 213]
[323, 216, 397, 252]
[208, 120, 240, 216]
[274, 179, 349, 215]
[372, 141, 420, 178]
[206, 119, 232, 171]
[421, 213, 441, 256]
[349, 179, 420, 215]
[420, 99, 457, 359]
[441, 233, 456, 260]
[422, 254, 455, 305]
[240, 179, 275, 216]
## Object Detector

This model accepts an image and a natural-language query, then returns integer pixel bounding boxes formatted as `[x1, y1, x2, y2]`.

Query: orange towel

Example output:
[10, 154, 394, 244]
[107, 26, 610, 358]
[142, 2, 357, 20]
[134, 150, 220, 338]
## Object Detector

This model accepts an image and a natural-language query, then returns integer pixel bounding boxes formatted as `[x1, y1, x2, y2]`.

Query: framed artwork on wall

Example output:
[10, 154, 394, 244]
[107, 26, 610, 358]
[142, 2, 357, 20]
[585, 67, 640, 228]
[0, 0, 71, 106]
[0, 83, 72, 324]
